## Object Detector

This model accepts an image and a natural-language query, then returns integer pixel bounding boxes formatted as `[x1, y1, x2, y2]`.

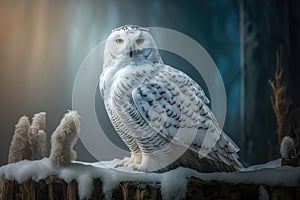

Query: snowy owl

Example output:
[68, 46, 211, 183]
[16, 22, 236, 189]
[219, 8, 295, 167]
[99, 25, 242, 172]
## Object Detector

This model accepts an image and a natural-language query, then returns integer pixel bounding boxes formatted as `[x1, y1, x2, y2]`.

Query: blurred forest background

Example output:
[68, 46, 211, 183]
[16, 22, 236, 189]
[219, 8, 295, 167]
[0, 0, 299, 167]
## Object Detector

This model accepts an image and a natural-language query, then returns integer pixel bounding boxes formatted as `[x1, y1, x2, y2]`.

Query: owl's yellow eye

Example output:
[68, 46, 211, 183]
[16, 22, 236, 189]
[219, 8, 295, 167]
[115, 39, 124, 44]
[136, 39, 144, 44]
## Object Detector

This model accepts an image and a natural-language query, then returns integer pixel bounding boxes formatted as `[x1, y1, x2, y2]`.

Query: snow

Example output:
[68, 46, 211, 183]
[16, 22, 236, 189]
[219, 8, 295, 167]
[0, 179, 2, 199]
[240, 159, 281, 171]
[0, 158, 300, 200]
[259, 185, 270, 200]
[160, 170, 188, 200]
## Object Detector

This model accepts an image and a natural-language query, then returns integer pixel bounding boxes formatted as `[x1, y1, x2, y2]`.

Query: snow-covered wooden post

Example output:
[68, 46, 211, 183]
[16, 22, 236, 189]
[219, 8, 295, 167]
[1, 176, 300, 200]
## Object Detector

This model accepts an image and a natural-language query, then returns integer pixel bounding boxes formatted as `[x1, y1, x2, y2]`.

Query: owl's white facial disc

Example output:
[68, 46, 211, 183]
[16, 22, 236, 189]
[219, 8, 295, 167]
[103, 25, 162, 69]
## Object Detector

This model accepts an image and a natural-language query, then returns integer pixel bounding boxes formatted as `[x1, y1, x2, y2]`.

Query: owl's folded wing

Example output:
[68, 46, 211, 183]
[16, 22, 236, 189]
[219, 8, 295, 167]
[132, 82, 242, 170]
[132, 83, 181, 140]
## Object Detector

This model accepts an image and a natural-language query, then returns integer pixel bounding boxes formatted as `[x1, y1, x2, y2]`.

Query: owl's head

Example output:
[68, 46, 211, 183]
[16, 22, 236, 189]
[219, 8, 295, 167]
[103, 25, 162, 69]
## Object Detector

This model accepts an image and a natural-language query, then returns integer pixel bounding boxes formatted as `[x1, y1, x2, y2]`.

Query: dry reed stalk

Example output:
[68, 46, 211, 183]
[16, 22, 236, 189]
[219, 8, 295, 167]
[269, 52, 292, 150]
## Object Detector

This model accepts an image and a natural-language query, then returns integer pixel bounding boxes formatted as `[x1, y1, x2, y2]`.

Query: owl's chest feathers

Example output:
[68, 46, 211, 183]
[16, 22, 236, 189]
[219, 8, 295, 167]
[107, 64, 160, 102]
[104, 64, 160, 136]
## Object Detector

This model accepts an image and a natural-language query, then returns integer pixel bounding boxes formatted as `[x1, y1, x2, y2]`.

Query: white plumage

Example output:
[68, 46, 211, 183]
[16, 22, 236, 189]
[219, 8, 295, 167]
[99, 25, 242, 172]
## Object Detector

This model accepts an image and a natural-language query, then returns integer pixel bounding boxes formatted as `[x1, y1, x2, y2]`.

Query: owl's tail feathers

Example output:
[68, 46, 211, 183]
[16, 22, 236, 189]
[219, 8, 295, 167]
[209, 133, 243, 172]
[180, 148, 241, 173]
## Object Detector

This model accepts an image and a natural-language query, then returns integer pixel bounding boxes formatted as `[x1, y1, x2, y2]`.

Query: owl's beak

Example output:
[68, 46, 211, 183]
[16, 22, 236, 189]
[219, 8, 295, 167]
[129, 50, 133, 58]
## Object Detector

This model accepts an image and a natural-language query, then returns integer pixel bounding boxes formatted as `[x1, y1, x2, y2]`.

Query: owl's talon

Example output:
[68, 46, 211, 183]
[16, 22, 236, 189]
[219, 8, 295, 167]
[115, 156, 130, 167]
[116, 153, 142, 168]
[128, 163, 137, 168]
[133, 163, 147, 172]
[123, 159, 133, 167]
[132, 164, 139, 170]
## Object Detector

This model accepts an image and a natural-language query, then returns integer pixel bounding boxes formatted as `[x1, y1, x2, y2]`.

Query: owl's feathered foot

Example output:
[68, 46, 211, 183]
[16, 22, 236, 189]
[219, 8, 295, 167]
[133, 154, 165, 172]
[115, 152, 142, 168]
[115, 157, 130, 167]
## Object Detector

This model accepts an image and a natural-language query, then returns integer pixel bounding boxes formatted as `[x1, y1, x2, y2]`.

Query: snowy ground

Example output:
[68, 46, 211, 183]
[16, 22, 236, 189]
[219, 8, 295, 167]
[0, 158, 299, 200]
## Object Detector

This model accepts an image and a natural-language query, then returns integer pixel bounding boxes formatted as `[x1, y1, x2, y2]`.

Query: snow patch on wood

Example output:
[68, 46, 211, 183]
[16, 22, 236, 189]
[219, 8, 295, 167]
[0, 158, 299, 199]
